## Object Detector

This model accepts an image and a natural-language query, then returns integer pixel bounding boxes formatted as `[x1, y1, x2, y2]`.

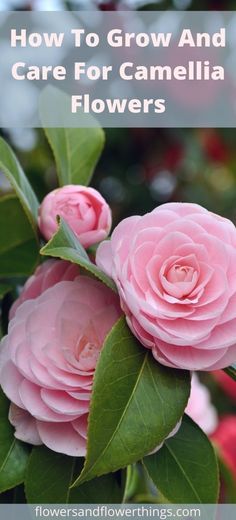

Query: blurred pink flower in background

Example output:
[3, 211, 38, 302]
[38, 185, 112, 248]
[185, 373, 218, 435]
[211, 416, 236, 482]
[0, 275, 121, 456]
[213, 371, 236, 403]
[97, 202, 236, 371]
[10, 259, 79, 320]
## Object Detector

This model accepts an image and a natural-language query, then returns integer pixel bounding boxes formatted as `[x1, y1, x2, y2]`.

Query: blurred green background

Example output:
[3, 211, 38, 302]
[2, 126, 236, 230]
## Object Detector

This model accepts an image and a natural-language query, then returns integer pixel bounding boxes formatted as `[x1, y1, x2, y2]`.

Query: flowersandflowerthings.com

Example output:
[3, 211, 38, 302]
[34, 506, 201, 520]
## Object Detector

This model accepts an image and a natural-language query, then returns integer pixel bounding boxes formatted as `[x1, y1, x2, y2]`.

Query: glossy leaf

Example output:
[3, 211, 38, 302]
[40, 218, 116, 291]
[25, 447, 125, 504]
[217, 455, 236, 504]
[25, 447, 76, 504]
[144, 415, 219, 504]
[40, 87, 105, 186]
[0, 389, 29, 493]
[0, 137, 39, 230]
[70, 465, 126, 504]
[0, 195, 39, 277]
[73, 317, 190, 486]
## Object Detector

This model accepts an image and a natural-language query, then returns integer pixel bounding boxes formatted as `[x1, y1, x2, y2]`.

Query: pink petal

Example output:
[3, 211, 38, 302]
[72, 414, 88, 439]
[163, 219, 205, 240]
[207, 344, 236, 370]
[96, 240, 113, 277]
[9, 404, 42, 445]
[152, 202, 207, 217]
[29, 356, 73, 391]
[131, 242, 156, 293]
[131, 227, 164, 251]
[37, 421, 86, 456]
[188, 213, 234, 244]
[0, 361, 25, 408]
[153, 341, 228, 370]
[175, 242, 208, 263]
[158, 314, 218, 343]
[41, 389, 89, 416]
[198, 318, 236, 350]
[195, 233, 229, 269]
[153, 231, 193, 258]
[79, 229, 107, 249]
[19, 380, 72, 422]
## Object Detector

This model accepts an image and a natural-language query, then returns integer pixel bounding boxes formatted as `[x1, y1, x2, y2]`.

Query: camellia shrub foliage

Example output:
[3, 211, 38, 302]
[0, 121, 235, 505]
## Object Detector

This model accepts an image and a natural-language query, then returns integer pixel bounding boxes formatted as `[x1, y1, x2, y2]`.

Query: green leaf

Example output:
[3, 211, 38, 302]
[25, 447, 75, 504]
[40, 218, 116, 292]
[144, 415, 219, 504]
[70, 466, 126, 504]
[40, 87, 105, 186]
[0, 195, 39, 277]
[73, 317, 190, 487]
[0, 137, 39, 230]
[25, 447, 125, 504]
[217, 454, 236, 503]
[224, 365, 236, 382]
[0, 389, 29, 493]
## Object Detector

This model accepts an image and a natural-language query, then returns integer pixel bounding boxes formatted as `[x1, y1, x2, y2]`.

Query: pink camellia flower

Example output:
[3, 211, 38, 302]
[96, 202, 236, 371]
[0, 276, 121, 456]
[185, 374, 218, 435]
[10, 259, 79, 320]
[38, 185, 112, 248]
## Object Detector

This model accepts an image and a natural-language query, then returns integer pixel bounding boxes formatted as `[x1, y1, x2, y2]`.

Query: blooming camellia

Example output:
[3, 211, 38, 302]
[96, 202, 236, 371]
[10, 259, 79, 320]
[0, 274, 121, 456]
[38, 185, 112, 248]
